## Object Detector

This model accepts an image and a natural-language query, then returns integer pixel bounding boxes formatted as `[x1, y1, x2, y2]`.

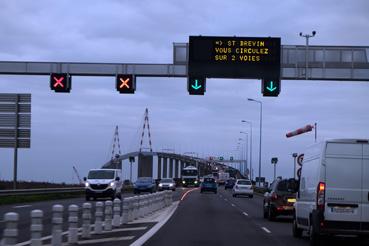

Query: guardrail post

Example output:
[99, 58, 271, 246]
[113, 198, 121, 227]
[68, 205, 78, 244]
[127, 197, 134, 222]
[121, 198, 129, 224]
[132, 196, 139, 220]
[30, 210, 43, 246]
[1, 212, 18, 246]
[104, 200, 113, 231]
[51, 205, 63, 246]
[94, 202, 103, 234]
[148, 194, 153, 214]
[82, 203, 92, 239]
[143, 195, 149, 217]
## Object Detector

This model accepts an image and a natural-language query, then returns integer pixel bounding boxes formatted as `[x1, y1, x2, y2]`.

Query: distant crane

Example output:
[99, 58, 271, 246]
[73, 166, 83, 184]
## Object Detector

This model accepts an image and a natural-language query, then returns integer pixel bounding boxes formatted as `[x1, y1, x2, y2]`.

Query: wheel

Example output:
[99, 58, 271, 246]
[309, 224, 321, 246]
[268, 207, 276, 221]
[214, 190, 217, 194]
[85, 196, 91, 201]
[263, 204, 268, 219]
[200, 190, 203, 193]
[116, 193, 122, 200]
[233, 194, 236, 197]
[249, 195, 253, 198]
[292, 218, 303, 238]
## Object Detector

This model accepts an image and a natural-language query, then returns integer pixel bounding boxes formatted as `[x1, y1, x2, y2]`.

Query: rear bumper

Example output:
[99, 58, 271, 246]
[201, 187, 217, 192]
[233, 189, 253, 195]
[320, 221, 369, 235]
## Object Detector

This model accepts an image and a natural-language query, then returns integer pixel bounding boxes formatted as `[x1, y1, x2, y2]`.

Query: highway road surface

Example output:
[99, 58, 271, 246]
[144, 187, 369, 246]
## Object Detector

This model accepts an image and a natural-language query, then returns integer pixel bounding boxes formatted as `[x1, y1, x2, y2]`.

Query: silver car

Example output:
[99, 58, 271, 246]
[158, 178, 176, 191]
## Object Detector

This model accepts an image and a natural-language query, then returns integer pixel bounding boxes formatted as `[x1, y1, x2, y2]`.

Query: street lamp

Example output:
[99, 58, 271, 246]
[247, 98, 263, 187]
[241, 119, 253, 179]
[299, 31, 316, 80]
[239, 132, 249, 178]
[292, 153, 298, 179]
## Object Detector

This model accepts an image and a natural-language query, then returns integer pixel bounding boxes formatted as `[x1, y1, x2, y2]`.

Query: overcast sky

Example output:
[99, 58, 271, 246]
[0, 0, 368, 183]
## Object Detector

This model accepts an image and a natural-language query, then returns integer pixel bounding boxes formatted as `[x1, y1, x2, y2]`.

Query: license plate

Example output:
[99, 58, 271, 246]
[331, 207, 355, 214]
[283, 206, 294, 210]
[287, 198, 296, 203]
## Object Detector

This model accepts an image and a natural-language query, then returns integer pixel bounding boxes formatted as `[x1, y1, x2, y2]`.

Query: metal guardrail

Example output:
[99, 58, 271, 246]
[0, 187, 85, 197]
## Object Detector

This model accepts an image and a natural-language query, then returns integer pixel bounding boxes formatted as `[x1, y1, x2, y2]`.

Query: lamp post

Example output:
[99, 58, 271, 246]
[292, 153, 298, 179]
[247, 98, 263, 187]
[239, 133, 248, 178]
[299, 31, 316, 80]
[241, 120, 253, 179]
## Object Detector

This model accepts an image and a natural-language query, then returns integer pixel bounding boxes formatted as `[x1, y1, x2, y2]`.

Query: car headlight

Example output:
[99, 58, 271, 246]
[169, 183, 174, 187]
[109, 181, 115, 187]
[194, 181, 198, 184]
[182, 180, 186, 184]
[85, 182, 90, 187]
[159, 184, 163, 187]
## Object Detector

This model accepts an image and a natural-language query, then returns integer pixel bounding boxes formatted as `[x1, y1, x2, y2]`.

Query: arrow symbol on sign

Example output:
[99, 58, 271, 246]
[191, 79, 202, 90]
[266, 81, 277, 92]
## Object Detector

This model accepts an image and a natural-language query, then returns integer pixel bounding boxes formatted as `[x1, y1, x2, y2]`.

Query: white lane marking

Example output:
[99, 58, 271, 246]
[231, 203, 235, 207]
[262, 227, 271, 234]
[77, 236, 134, 244]
[13, 205, 31, 209]
[94, 226, 147, 234]
[130, 201, 179, 246]
[243, 212, 249, 216]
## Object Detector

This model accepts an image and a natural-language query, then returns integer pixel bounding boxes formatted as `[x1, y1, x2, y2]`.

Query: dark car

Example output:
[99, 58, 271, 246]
[200, 177, 217, 194]
[134, 177, 157, 194]
[224, 178, 236, 190]
[263, 178, 298, 221]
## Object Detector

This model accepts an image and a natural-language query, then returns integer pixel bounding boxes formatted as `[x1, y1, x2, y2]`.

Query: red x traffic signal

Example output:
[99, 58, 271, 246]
[116, 74, 135, 94]
[50, 73, 71, 93]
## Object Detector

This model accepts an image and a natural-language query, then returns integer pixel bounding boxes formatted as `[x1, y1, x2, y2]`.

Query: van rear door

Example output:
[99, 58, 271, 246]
[362, 143, 369, 230]
[324, 142, 362, 223]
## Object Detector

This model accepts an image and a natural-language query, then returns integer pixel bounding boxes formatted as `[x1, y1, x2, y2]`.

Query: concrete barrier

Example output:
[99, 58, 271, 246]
[94, 202, 103, 234]
[68, 205, 79, 244]
[51, 205, 63, 246]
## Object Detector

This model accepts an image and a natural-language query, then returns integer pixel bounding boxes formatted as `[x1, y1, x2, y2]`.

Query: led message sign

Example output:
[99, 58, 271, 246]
[188, 36, 281, 79]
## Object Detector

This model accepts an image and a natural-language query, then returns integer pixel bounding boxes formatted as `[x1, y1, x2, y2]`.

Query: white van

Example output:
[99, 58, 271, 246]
[293, 139, 369, 245]
[84, 169, 123, 201]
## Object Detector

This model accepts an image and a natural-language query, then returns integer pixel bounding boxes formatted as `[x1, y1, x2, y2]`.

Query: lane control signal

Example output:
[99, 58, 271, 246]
[188, 76, 206, 95]
[262, 78, 280, 97]
[50, 73, 71, 93]
[116, 74, 136, 94]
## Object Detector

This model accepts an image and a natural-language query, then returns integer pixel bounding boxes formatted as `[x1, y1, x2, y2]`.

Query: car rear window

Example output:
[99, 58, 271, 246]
[237, 180, 251, 185]
[277, 180, 289, 191]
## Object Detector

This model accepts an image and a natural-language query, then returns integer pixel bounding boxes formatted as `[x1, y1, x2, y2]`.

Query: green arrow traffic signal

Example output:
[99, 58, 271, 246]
[266, 81, 277, 92]
[262, 78, 280, 97]
[191, 79, 202, 90]
[188, 76, 206, 95]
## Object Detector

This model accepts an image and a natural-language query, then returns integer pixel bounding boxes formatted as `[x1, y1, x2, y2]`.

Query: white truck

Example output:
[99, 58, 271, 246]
[217, 171, 230, 185]
[84, 169, 123, 201]
[293, 139, 369, 245]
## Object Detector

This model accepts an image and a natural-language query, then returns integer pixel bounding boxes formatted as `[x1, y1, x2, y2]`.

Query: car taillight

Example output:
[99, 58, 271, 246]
[271, 192, 278, 201]
[316, 182, 326, 211]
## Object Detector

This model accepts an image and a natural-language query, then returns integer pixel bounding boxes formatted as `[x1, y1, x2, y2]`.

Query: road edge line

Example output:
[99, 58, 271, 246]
[130, 201, 179, 246]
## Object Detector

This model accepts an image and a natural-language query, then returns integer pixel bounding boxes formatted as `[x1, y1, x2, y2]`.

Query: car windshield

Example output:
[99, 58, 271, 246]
[136, 178, 152, 183]
[204, 178, 215, 183]
[182, 170, 198, 176]
[237, 180, 251, 185]
[161, 179, 173, 183]
[87, 170, 114, 179]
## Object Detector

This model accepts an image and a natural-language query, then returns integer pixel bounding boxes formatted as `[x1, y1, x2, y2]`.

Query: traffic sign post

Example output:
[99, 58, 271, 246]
[271, 157, 278, 180]
[116, 74, 136, 94]
[0, 94, 31, 189]
[262, 78, 280, 97]
[50, 73, 71, 93]
[188, 76, 206, 95]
